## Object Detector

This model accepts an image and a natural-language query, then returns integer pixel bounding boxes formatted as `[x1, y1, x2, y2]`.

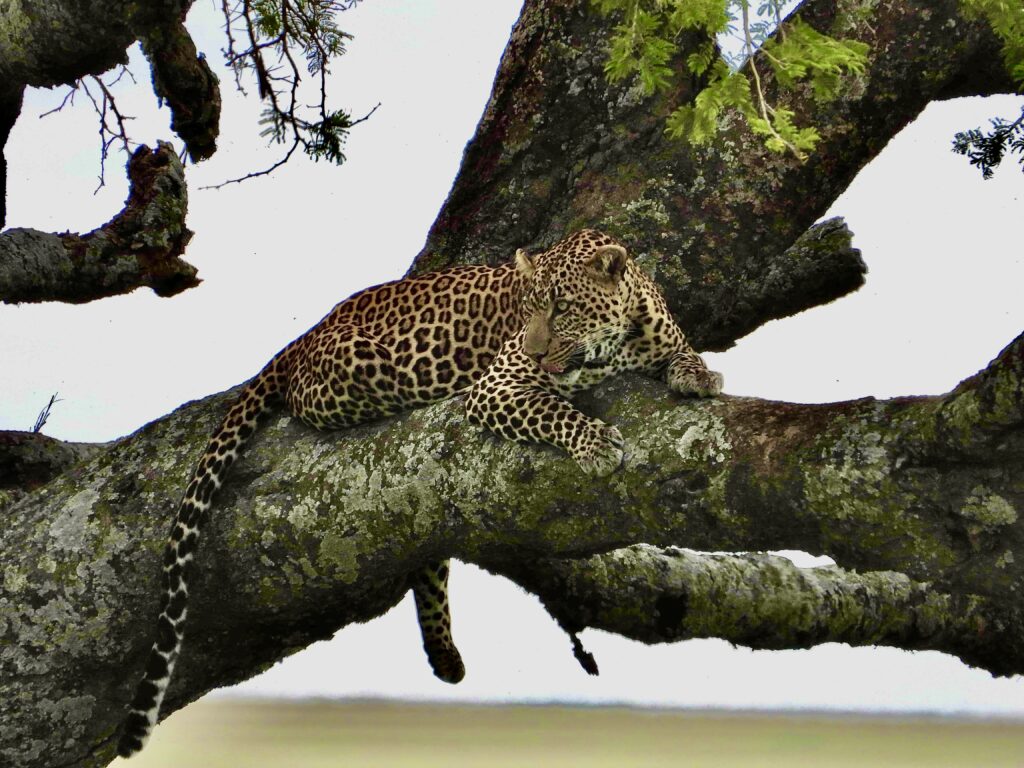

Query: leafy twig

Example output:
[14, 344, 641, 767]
[952, 106, 1024, 179]
[210, 0, 365, 186]
[200, 101, 378, 190]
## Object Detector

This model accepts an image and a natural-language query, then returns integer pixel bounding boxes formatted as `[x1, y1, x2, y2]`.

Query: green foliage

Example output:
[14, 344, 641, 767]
[603, 8, 677, 94]
[954, 1, 1024, 178]
[593, 1, 868, 159]
[665, 60, 750, 143]
[764, 19, 869, 100]
[216, 0, 363, 184]
[961, 0, 1024, 90]
[259, 108, 355, 165]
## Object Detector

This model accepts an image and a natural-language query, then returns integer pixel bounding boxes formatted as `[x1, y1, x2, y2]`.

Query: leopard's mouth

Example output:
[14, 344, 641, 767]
[543, 352, 608, 375]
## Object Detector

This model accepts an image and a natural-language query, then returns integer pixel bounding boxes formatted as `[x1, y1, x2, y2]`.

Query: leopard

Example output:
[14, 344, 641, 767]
[117, 229, 722, 758]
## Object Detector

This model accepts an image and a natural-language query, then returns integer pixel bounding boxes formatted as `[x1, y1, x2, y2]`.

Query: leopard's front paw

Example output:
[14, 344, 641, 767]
[570, 422, 625, 477]
[669, 364, 723, 398]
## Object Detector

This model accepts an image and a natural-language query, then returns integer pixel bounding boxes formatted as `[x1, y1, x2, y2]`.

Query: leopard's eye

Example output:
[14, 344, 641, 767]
[555, 299, 571, 313]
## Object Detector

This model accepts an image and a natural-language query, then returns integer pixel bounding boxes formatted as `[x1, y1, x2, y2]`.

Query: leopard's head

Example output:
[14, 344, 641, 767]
[514, 230, 638, 374]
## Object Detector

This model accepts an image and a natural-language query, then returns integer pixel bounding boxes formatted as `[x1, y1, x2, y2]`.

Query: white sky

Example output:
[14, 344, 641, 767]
[3, 0, 1024, 718]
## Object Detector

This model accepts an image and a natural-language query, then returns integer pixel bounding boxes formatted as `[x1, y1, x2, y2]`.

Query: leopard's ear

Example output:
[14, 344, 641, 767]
[514, 248, 536, 278]
[586, 244, 628, 284]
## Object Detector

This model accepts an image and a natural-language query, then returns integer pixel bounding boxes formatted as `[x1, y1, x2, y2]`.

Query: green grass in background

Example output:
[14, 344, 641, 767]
[113, 699, 1024, 768]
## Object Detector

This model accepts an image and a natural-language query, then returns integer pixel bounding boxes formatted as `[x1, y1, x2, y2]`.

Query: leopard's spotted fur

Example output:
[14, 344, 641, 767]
[118, 229, 721, 757]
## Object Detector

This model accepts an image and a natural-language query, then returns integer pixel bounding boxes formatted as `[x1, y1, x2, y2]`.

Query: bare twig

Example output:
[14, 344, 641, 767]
[76, 73, 136, 192]
[198, 139, 300, 190]
[108, 64, 137, 87]
[37, 85, 77, 119]
[91, 75, 133, 155]
[348, 100, 380, 128]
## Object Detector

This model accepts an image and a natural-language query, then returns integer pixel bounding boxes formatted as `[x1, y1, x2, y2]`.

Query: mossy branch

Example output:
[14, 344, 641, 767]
[412, 0, 1015, 351]
[3, 328, 1024, 766]
[498, 546, 1020, 676]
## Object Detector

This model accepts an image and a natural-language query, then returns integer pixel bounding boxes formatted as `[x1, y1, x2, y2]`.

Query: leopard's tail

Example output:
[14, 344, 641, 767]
[117, 352, 290, 758]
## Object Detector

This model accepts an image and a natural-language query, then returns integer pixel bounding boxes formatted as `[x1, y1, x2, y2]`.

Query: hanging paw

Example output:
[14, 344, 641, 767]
[570, 422, 625, 477]
[425, 642, 466, 684]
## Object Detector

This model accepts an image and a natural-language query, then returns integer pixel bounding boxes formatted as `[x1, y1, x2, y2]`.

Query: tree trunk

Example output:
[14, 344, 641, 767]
[1, 2, 1020, 767]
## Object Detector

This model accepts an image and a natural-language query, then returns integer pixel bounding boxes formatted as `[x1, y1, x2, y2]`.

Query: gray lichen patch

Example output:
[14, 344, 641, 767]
[673, 406, 733, 466]
[48, 488, 100, 552]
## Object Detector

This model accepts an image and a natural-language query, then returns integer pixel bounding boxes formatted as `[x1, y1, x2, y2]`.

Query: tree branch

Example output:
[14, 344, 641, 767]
[3, 328, 1024, 766]
[0, 430, 101, 511]
[3, 3, 1021, 766]
[0, 2, 207, 149]
[0, 85, 25, 229]
[496, 546, 1019, 677]
[0, 143, 198, 304]
[141, 18, 222, 161]
[0, 0, 215, 278]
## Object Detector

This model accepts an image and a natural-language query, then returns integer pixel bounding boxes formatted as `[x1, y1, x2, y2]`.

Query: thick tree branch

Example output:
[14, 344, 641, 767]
[0, 143, 198, 304]
[0, 431, 101, 504]
[0, 2, 211, 155]
[496, 546, 1019, 677]
[3, 329, 1023, 767]
[411, 0, 1014, 351]
[0, 85, 24, 229]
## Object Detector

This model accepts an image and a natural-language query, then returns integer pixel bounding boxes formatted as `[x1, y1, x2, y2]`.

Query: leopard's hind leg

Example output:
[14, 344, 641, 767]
[412, 560, 465, 683]
[285, 324, 404, 429]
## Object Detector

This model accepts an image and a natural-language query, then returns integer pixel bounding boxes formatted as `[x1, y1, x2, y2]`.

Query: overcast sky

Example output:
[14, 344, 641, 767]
[3, 1, 1024, 718]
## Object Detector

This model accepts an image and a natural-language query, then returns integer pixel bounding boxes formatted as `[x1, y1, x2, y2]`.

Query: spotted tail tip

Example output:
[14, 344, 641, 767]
[116, 709, 151, 758]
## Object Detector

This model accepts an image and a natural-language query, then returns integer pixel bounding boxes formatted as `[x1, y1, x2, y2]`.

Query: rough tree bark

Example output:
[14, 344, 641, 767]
[1, 2, 1021, 767]
[0, 0, 217, 299]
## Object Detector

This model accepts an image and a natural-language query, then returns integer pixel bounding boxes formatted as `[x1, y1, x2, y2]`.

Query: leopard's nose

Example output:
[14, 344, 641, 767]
[522, 336, 547, 359]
